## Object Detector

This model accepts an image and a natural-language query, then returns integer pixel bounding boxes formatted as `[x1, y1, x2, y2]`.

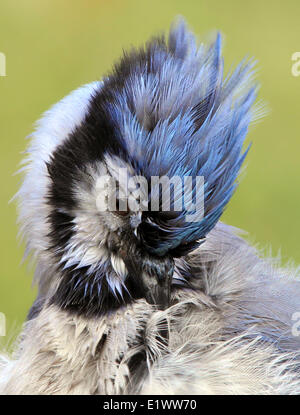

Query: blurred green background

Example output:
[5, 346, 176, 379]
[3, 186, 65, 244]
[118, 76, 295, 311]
[0, 0, 300, 337]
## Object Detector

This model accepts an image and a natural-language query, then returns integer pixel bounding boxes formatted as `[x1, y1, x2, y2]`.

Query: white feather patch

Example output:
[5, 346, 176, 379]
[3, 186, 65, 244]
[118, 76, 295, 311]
[111, 255, 128, 280]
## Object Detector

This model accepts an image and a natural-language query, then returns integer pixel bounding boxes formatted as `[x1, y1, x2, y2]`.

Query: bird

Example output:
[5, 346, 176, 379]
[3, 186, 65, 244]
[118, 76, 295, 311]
[1, 18, 300, 395]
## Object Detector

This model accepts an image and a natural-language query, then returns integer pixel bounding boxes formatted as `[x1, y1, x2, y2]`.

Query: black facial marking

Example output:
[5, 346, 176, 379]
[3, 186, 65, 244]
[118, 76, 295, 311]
[48, 210, 75, 254]
[50, 264, 127, 318]
[50, 256, 154, 318]
[46, 80, 131, 316]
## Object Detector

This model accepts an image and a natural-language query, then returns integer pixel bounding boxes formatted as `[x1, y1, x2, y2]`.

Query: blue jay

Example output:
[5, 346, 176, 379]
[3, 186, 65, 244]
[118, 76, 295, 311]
[1, 18, 300, 395]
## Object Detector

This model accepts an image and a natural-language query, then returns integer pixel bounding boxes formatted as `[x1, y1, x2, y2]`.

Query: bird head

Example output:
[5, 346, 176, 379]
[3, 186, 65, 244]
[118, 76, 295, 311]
[18, 19, 258, 316]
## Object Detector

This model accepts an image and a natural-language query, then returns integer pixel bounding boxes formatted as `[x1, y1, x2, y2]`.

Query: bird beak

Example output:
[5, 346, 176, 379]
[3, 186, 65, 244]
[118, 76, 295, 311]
[140, 255, 174, 310]
[120, 244, 174, 310]
[108, 230, 174, 310]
